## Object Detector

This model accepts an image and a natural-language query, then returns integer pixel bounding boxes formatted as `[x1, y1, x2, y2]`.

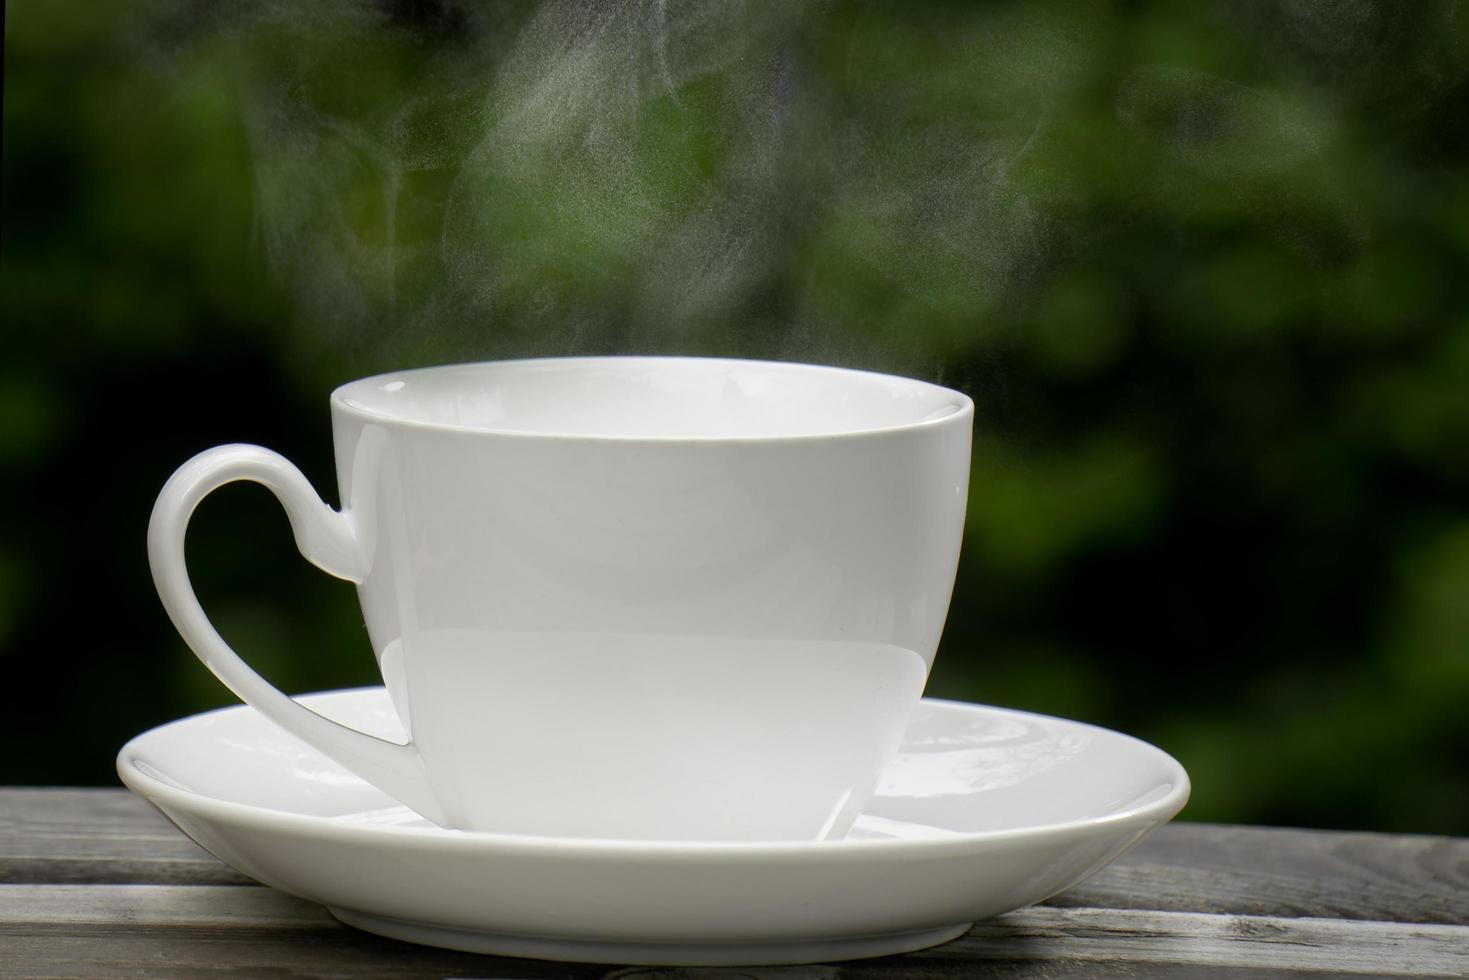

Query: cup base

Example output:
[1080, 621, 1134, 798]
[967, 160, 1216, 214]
[328, 907, 971, 965]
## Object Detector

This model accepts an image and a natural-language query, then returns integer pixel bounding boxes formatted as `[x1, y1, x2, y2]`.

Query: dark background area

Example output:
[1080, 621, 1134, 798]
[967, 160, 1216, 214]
[3, 0, 1467, 833]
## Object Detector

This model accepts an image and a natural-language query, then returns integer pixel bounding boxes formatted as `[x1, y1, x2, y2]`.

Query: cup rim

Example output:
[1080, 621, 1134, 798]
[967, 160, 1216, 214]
[329, 356, 974, 443]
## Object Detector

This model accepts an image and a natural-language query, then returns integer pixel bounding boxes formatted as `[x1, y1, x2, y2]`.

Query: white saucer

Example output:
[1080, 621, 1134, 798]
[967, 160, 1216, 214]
[117, 688, 1189, 966]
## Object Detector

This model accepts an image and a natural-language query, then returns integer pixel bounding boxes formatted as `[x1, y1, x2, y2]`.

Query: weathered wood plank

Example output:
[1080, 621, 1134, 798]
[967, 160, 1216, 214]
[0, 925, 604, 978]
[618, 966, 1379, 980]
[0, 883, 594, 978]
[0, 931, 1401, 980]
[0, 789, 247, 886]
[1056, 822, 1469, 925]
[6, 789, 1468, 927]
[941, 907, 1469, 977]
[0, 883, 332, 929]
[2, 886, 1465, 979]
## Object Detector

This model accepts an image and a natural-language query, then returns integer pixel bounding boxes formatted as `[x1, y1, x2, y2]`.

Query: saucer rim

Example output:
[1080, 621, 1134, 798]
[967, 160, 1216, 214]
[117, 687, 1191, 856]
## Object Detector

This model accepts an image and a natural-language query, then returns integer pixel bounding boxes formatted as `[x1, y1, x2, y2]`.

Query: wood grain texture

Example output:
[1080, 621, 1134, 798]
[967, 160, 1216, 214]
[0, 789, 247, 886]
[5, 790, 1467, 923]
[5, 790, 1469, 978]
[944, 907, 1469, 977]
[1057, 822, 1469, 924]
[3, 885, 1466, 979]
[614, 966, 1383, 980]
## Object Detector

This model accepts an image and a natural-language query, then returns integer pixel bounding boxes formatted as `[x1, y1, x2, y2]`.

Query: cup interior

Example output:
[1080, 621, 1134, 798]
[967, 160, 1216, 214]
[333, 358, 968, 439]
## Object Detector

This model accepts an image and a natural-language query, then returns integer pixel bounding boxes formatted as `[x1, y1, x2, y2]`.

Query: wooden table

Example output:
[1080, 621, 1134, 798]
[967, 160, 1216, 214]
[2, 789, 1465, 978]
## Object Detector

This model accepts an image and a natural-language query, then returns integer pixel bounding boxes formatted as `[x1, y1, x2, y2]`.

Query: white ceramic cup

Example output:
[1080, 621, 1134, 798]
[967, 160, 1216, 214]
[148, 357, 972, 841]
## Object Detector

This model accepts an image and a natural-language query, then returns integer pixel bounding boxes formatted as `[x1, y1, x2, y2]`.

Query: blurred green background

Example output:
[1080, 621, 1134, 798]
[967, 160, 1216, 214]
[3, 0, 1467, 834]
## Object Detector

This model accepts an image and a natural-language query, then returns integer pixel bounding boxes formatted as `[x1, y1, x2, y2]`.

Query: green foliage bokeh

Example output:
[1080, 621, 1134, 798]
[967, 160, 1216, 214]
[3, 0, 1467, 833]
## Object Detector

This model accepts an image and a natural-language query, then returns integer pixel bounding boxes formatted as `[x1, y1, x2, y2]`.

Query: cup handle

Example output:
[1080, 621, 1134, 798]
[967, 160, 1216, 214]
[147, 444, 447, 826]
